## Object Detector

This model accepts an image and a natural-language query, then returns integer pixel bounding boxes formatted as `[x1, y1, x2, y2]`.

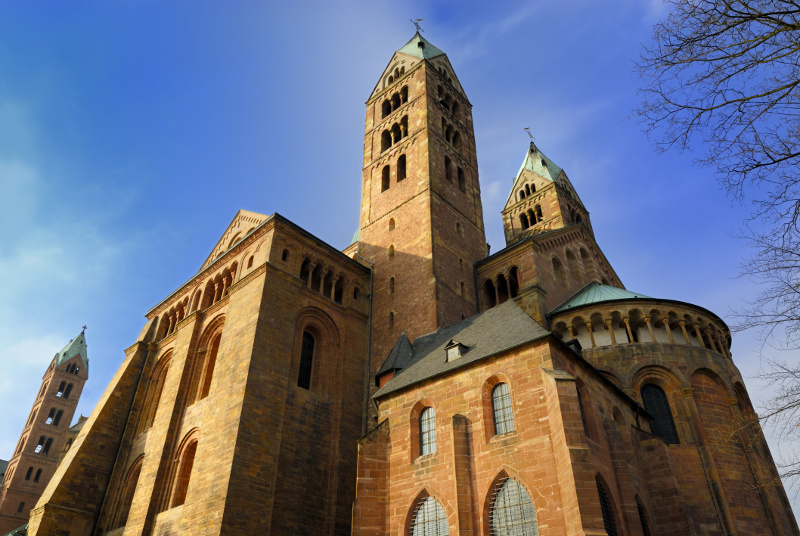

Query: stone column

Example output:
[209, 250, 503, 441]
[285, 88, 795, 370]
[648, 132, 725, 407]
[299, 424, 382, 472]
[644, 315, 656, 343]
[605, 318, 617, 345]
[306, 263, 315, 287]
[692, 323, 704, 347]
[493, 279, 500, 306]
[663, 318, 675, 343]
[704, 327, 719, 353]
[623, 317, 635, 344]
[678, 320, 691, 344]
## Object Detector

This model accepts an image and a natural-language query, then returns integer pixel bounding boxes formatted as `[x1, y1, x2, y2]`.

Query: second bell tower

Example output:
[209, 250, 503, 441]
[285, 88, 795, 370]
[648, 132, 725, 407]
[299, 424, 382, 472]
[357, 33, 487, 370]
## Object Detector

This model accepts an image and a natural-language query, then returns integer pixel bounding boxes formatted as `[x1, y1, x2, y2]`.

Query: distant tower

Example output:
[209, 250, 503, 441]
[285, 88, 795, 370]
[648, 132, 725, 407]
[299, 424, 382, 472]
[0, 332, 88, 534]
[501, 141, 593, 245]
[357, 33, 488, 372]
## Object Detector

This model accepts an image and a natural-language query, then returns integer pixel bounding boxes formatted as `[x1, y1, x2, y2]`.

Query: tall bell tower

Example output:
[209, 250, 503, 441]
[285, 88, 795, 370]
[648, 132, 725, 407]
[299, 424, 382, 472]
[357, 33, 488, 371]
[0, 331, 88, 534]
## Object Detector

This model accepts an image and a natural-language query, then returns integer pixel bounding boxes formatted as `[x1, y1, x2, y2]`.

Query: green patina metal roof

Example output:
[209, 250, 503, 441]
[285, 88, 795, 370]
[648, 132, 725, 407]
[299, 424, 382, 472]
[550, 282, 651, 315]
[515, 142, 562, 183]
[55, 331, 89, 373]
[349, 228, 359, 246]
[397, 32, 445, 60]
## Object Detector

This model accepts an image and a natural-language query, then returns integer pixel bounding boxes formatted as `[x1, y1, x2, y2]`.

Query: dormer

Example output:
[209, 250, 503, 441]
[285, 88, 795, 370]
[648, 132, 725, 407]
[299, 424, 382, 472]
[445, 339, 467, 362]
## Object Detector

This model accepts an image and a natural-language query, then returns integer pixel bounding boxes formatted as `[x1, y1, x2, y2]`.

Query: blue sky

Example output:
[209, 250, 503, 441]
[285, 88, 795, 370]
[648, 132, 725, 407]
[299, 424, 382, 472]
[1, 0, 795, 516]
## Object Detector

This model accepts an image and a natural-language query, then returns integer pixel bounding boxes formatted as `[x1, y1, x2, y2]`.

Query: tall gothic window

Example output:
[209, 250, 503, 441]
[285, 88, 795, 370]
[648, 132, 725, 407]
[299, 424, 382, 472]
[596, 477, 618, 536]
[641, 384, 679, 444]
[410, 496, 447, 536]
[110, 457, 143, 529]
[419, 407, 436, 456]
[492, 383, 515, 435]
[490, 478, 539, 536]
[298, 331, 315, 390]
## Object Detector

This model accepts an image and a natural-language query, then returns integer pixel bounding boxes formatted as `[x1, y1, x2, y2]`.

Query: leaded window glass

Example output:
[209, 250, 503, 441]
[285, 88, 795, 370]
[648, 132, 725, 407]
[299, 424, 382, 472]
[490, 478, 538, 536]
[641, 384, 679, 444]
[596, 477, 618, 536]
[492, 383, 515, 435]
[298, 331, 314, 390]
[411, 496, 448, 536]
[420, 407, 436, 455]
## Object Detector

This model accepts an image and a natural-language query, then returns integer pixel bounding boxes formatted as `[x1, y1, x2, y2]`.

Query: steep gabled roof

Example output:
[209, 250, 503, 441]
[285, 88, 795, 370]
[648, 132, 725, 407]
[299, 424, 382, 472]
[549, 282, 651, 316]
[375, 301, 550, 398]
[199, 209, 269, 271]
[397, 32, 445, 60]
[378, 332, 413, 375]
[55, 331, 88, 373]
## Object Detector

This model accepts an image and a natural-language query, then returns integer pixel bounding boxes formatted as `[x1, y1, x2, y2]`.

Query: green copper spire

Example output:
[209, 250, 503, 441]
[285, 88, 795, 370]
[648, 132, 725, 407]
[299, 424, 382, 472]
[515, 142, 562, 183]
[397, 32, 445, 60]
[55, 330, 89, 373]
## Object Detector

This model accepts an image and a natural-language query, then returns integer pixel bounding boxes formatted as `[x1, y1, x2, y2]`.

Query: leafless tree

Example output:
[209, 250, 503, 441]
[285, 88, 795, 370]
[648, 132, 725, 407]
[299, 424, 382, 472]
[636, 0, 800, 484]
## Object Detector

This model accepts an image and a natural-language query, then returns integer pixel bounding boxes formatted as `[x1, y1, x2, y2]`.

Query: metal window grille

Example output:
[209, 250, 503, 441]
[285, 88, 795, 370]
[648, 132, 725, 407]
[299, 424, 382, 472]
[492, 383, 515, 435]
[596, 478, 618, 536]
[637, 500, 651, 536]
[576, 390, 590, 437]
[641, 384, 680, 444]
[411, 496, 448, 536]
[297, 331, 314, 389]
[490, 478, 539, 536]
[420, 407, 436, 455]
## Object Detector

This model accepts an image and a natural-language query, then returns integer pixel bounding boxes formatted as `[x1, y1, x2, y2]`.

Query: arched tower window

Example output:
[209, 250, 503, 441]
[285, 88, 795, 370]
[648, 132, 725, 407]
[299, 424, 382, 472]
[42, 438, 53, 455]
[552, 257, 567, 287]
[24, 467, 32, 481]
[381, 100, 391, 118]
[34, 469, 41, 482]
[397, 155, 407, 181]
[444, 156, 452, 182]
[298, 331, 315, 390]
[381, 165, 391, 192]
[492, 383, 515, 435]
[520, 213, 529, 230]
[53, 410, 63, 426]
[381, 130, 391, 151]
[64, 384, 73, 399]
[641, 384, 680, 444]
[490, 478, 538, 535]
[457, 167, 465, 193]
[410, 496, 448, 536]
[419, 407, 437, 456]
[401, 85, 408, 103]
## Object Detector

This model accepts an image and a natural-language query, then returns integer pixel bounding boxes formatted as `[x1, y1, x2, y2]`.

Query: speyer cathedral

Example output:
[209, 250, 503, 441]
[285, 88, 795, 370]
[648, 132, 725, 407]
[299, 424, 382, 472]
[1, 32, 797, 536]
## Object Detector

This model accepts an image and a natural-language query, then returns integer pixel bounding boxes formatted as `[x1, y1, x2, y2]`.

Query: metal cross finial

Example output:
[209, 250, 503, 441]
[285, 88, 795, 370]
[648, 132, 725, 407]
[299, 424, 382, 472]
[524, 127, 535, 142]
[411, 18, 424, 33]
[82, 325, 87, 333]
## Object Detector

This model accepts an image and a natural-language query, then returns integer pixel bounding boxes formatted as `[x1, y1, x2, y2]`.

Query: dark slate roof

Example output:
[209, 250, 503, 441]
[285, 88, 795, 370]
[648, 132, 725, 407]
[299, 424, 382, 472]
[549, 282, 651, 316]
[55, 331, 88, 373]
[375, 301, 550, 398]
[0, 459, 8, 478]
[378, 332, 413, 375]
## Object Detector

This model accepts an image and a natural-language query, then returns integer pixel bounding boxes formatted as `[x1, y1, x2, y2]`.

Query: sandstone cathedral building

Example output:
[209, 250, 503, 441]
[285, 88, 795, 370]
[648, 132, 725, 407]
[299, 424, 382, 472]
[6, 32, 798, 536]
